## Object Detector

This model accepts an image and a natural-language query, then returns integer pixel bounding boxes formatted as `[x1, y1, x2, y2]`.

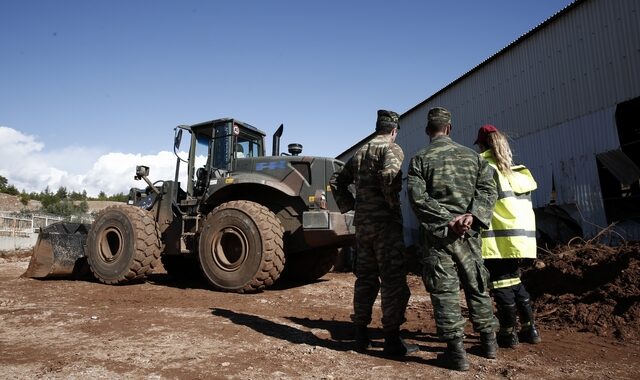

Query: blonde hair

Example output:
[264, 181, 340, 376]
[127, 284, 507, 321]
[486, 131, 513, 175]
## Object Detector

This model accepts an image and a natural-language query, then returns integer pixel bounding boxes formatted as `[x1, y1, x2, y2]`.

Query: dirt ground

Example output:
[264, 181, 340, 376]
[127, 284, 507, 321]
[1, 250, 639, 380]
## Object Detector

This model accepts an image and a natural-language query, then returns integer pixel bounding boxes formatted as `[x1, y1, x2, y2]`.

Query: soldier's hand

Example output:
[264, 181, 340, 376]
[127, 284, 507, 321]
[449, 214, 473, 236]
[448, 219, 464, 236]
[459, 213, 473, 229]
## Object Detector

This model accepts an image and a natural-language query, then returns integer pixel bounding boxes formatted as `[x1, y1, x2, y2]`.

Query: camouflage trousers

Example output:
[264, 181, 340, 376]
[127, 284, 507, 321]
[421, 232, 497, 340]
[352, 221, 410, 332]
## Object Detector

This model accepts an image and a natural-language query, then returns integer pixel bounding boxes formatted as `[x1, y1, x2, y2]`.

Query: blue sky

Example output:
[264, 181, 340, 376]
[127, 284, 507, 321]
[0, 0, 573, 196]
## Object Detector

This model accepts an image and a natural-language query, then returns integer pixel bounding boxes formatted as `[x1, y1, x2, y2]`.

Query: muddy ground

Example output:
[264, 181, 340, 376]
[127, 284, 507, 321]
[1, 248, 639, 380]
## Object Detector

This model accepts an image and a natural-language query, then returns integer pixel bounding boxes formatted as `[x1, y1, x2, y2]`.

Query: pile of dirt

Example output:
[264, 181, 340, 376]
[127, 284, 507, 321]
[523, 240, 640, 340]
[0, 193, 40, 212]
[0, 249, 32, 263]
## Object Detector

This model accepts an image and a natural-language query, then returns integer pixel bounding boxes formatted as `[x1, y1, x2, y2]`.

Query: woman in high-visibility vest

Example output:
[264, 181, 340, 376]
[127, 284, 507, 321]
[474, 124, 541, 349]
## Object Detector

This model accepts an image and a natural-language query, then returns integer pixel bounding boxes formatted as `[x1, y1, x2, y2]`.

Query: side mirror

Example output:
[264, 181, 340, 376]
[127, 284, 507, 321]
[174, 129, 183, 150]
[135, 165, 150, 180]
[134, 165, 160, 195]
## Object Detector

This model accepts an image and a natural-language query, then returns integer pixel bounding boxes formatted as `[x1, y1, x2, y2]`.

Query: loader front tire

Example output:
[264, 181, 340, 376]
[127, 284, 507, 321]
[87, 205, 162, 285]
[198, 200, 285, 293]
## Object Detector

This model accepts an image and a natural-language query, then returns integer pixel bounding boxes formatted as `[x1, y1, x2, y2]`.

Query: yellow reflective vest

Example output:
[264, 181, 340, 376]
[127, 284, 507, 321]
[481, 151, 537, 259]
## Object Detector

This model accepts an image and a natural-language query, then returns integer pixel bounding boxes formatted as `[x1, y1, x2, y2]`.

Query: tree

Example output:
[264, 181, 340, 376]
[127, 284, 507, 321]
[108, 192, 128, 202]
[77, 200, 89, 213]
[43, 199, 89, 218]
[0, 175, 7, 192]
[40, 186, 57, 208]
[55, 186, 68, 200]
[28, 191, 40, 201]
[69, 190, 87, 201]
[98, 191, 107, 200]
[19, 190, 29, 205]
[5, 184, 19, 196]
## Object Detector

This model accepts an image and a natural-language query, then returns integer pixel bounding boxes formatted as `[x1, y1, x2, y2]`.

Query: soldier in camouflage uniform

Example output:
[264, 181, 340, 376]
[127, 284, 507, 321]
[407, 107, 499, 371]
[330, 109, 417, 357]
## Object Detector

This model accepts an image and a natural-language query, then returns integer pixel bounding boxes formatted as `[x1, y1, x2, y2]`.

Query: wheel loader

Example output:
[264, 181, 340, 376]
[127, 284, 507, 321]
[24, 118, 355, 293]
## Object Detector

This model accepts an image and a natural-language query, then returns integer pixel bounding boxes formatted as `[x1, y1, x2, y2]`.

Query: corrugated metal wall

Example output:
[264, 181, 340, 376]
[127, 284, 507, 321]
[398, 0, 640, 242]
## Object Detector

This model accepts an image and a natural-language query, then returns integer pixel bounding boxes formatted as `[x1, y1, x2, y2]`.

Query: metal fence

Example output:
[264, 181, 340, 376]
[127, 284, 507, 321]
[0, 213, 96, 251]
[0, 213, 65, 237]
[0, 213, 94, 233]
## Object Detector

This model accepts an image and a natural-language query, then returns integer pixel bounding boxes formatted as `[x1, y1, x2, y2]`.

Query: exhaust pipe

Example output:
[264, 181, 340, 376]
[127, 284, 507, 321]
[272, 124, 283, 156]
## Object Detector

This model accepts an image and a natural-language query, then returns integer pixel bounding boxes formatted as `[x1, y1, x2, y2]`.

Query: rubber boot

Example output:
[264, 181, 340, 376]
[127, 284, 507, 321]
[496, 303, 519, 349]
[382, 328, 419, 357]
[354, 324, 371, 352]
[518, 299, 542, 344]
[439, 337, 469, 371]
[480, 331, 498, 359]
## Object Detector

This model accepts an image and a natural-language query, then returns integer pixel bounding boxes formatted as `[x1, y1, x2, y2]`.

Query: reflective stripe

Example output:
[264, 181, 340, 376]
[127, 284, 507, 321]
[518, 193, 532, 201]
[482, 229, 536, 238]
[489, 277, 522, 289]
[498, 190, 532, 200]
[497, 189, 514, 199]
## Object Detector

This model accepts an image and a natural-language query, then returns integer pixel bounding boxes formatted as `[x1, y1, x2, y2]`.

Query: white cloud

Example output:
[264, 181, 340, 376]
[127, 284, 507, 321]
[0, 126, 184, 197]
[0, 126, 44, 155]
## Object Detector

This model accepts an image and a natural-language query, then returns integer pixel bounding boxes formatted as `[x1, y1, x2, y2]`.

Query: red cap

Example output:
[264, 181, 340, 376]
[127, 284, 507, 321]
[474, 124, 498, 145]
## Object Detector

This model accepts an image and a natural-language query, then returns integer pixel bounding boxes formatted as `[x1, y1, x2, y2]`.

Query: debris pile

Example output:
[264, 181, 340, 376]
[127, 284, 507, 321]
[523, 239, 640, 340]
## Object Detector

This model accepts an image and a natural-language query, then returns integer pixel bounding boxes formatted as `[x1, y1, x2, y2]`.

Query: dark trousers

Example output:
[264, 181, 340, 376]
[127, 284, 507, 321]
[484, 259, 531, 306]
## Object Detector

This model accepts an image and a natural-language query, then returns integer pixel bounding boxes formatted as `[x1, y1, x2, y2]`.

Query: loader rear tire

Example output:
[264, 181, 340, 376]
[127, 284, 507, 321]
[198, 200, 285, 293]
[87, 205, 162, 285]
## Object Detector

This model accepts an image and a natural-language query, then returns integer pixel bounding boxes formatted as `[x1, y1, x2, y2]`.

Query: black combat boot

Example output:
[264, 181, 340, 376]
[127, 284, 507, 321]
[496, 303, 519, 349]
[439, 337, 469, 371]
[518, 299, 542, 344]
[354, 324, 371, 352]
[382, 328, 419, 357]
[480, 331, 498, 359]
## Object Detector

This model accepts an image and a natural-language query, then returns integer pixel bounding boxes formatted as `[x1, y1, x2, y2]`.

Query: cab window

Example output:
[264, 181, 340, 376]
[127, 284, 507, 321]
[236, 132, 262, 158]
[195, 134, 209, 168]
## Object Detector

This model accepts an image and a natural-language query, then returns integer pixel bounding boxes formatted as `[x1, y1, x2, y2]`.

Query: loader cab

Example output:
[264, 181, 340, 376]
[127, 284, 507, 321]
[182, 118, 266, 196]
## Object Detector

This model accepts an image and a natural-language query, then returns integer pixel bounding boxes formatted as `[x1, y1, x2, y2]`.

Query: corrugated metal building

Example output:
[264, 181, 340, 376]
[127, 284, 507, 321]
[397, 0, 640, 244]
[338, 0, 640, 245]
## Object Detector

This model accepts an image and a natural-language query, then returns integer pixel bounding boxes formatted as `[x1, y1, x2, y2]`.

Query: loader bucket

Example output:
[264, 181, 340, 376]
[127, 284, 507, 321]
[22, 222, 92, 279]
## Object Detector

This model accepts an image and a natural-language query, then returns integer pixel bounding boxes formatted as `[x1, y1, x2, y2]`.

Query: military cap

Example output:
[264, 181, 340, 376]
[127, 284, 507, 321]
[376, 109, 400, 133]
[427, 107, 451, 126]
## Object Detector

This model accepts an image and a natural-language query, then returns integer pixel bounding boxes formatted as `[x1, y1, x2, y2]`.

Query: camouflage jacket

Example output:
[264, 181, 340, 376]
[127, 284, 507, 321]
[407, 135, 497, 237]
[330, 134, 404, 225]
